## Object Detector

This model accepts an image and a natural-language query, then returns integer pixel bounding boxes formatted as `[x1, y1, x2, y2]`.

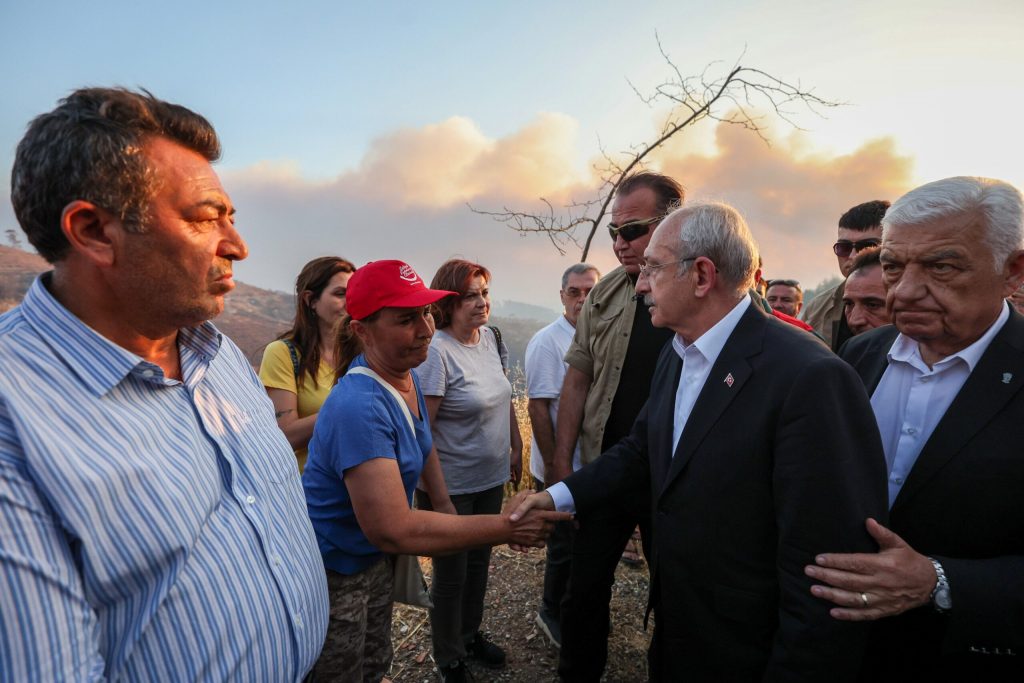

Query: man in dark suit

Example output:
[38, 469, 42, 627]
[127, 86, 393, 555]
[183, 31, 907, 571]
[805, 176, 1024, 681]
[512, 201, 888, 681]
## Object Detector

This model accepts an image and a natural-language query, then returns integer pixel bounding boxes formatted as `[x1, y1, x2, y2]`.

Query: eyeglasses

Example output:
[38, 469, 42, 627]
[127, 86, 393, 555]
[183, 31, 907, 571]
[608, 215, 665, 242]
[833, 238, 881, 258]
[638, 257, 697, 278]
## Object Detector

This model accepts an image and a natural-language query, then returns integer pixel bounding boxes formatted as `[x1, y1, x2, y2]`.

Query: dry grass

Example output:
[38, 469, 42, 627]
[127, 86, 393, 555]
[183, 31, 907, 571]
[389, 548, 650, 682]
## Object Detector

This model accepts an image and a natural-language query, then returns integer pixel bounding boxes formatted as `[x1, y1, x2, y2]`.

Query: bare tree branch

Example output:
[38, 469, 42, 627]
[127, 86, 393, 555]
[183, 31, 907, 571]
[471, 37, 843, 261]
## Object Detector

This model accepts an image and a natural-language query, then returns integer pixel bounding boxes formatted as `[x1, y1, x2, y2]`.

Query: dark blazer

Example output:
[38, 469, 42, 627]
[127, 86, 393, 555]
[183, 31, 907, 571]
[840, 312, 1024, 681]
[565, 303, 888, 682]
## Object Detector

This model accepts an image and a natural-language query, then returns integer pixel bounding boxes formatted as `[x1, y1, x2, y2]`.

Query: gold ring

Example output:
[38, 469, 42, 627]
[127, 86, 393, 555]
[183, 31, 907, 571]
[860, 592, 869, 608]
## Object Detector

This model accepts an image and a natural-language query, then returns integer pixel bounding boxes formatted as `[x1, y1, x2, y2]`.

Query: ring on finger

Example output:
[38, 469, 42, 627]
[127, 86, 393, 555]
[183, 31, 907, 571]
[860, 592, 869, 608]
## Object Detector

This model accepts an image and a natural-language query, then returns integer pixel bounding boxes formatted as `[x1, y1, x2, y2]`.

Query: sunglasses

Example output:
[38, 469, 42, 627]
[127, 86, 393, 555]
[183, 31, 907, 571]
[608, 215, 664, 242]
[833, 238, 881, 258]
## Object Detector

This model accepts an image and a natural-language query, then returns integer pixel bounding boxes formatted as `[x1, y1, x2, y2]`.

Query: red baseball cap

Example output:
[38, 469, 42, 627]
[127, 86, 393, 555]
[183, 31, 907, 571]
[346, 260, 457, 320]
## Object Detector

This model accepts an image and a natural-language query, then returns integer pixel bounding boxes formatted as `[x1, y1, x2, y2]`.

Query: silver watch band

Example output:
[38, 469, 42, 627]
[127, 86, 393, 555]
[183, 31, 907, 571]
[928, 557, 952, 612]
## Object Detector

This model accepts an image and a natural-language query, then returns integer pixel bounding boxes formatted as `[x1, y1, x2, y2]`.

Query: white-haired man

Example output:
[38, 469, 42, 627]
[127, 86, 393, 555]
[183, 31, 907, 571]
[525, 262, 600, 647]
[514, 202, 887, 681]
[807, 176, 1024, 681]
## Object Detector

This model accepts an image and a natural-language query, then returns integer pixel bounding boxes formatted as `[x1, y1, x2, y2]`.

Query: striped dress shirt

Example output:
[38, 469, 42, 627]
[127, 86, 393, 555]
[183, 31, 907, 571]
[0, 275, 328, 682]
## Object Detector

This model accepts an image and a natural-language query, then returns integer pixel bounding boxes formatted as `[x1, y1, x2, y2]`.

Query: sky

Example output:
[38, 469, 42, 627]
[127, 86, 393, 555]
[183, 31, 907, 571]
[2, 0, 1022, 310]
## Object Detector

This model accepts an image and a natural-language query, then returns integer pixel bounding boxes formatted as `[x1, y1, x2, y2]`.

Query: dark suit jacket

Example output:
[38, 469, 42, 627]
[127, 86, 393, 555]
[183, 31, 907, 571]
[565, 303, 888, 682]
[840, 312, 1024, 680]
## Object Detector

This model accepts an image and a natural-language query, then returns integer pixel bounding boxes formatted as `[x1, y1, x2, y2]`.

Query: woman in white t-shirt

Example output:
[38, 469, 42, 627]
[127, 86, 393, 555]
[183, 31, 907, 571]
[414, 259, 523, 679]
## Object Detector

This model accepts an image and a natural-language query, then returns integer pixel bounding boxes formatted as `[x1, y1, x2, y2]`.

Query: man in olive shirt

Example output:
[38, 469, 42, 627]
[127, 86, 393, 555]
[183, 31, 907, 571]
[548, 171, 683, 681]
[802, 200, 888, 349]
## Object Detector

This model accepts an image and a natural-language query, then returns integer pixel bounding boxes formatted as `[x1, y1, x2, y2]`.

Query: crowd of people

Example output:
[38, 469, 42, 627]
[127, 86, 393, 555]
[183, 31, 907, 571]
[2, 87, 1023, 683]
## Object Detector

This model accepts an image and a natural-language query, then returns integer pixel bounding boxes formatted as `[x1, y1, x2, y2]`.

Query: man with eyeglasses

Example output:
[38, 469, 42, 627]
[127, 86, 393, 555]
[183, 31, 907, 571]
[513, 201, 886, 681]
[525, 263, 601, 649]
[801, 200, 890, 349]
[547, 171, 682, 680]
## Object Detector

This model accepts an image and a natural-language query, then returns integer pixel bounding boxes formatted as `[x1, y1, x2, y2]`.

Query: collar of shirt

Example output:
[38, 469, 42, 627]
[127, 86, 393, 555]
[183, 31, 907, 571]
[886, 301, 1010, 375]
[671, 294, 752, 365]
[20, 273, 223, 397]
[670, 295, 751, 452]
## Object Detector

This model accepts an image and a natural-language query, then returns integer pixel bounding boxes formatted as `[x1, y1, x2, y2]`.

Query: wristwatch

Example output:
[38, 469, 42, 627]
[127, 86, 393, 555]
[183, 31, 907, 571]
[928, 557, 952, 612]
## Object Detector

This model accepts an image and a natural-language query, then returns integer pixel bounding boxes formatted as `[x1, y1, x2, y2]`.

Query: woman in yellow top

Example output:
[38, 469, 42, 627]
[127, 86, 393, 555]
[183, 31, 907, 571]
[259, 256, 356, 471]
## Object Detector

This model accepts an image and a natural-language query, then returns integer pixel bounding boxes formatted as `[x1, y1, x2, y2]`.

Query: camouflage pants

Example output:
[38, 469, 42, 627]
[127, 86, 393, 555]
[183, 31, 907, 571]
[312, 557, 394, 682]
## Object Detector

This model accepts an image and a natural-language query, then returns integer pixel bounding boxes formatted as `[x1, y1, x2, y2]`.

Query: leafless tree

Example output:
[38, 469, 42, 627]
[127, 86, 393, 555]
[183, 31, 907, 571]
[4, 229, 22, 249]
[471, 39, 842, 261]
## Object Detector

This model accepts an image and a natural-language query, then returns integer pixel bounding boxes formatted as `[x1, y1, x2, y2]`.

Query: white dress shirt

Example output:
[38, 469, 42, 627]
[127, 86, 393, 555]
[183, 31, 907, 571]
[873, 303, 1010, 507]
[548, 295, 752, 512]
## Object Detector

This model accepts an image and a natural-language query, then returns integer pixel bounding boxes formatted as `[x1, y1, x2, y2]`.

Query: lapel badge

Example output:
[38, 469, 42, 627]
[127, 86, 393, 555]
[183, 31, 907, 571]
[1003, 372, 1013, 384]
[724, 372, 735, 388]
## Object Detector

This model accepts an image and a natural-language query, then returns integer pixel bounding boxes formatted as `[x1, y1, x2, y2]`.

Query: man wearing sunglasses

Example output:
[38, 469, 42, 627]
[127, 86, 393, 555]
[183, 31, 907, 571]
[548, 171, 683, 680]
[801, 200, 889, 350]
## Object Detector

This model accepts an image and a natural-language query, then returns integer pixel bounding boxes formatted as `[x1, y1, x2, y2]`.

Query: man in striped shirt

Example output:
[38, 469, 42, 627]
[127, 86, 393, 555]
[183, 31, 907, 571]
[0, 88, 329, 681]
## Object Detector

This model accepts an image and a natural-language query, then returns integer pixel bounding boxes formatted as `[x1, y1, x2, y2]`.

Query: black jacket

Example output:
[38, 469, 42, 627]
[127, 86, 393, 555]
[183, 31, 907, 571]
[565, 303, 888, 681]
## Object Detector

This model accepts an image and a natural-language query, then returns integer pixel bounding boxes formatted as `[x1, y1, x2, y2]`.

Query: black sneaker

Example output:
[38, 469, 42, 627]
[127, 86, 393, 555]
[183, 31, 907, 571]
[466, 631, 506, 669]
[534, 610, 561, 648]
[438, 659, 473, 682]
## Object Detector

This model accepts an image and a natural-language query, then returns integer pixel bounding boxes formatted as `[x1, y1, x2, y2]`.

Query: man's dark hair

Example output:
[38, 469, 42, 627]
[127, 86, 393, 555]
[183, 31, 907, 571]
[11, 87, 221, 262]
[848, 246, 882, 276]
[838, 200, 891, 233]
[616, 172, 685, 216]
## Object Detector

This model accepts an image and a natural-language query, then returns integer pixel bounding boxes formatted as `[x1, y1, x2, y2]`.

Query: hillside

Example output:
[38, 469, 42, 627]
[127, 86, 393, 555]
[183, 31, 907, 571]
[0, 246, 545, 369]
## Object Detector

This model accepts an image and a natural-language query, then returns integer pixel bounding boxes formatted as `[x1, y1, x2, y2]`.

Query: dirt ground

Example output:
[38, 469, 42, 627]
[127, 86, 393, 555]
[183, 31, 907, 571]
[388, 547, 651, 682]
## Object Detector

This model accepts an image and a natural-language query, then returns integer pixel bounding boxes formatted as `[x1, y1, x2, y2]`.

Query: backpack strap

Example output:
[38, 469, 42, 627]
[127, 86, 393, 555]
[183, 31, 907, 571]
[282, 338, 301, 381]
[488, 325, 504, 365]
[346, 366, 415, 434]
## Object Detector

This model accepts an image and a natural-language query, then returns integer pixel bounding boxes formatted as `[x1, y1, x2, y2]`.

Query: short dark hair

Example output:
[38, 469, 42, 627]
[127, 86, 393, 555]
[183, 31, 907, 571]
[766, 279, 802, 294]
[838, 200, 890, 233]
[11, 87, 221, 262]
[848, 246, 882, 276]
[429, 259, 491, 329]
[616, 172, 685, 216]
[561, 263, 601, 290]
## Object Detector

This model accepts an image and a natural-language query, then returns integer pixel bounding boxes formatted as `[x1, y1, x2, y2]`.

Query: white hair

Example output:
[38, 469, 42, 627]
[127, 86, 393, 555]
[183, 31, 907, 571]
[883, 176, 1024, 270]
[665, 201, 758, 297]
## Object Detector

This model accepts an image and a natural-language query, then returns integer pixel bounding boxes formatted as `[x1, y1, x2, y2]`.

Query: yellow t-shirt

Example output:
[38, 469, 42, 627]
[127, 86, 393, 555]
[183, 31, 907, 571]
[258, 339, 335, 471]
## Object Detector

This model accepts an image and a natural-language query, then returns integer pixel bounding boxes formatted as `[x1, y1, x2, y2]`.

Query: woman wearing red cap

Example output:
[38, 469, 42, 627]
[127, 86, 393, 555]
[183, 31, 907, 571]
[302, 260, 566, 682]
[259, 256, 355, 472]
[413, 259, 523, 680]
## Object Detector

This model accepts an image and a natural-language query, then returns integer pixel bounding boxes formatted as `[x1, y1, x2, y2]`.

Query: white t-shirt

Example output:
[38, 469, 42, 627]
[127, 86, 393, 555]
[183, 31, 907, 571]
[415, 327, 512, 495]
[524, 315, 581, 482]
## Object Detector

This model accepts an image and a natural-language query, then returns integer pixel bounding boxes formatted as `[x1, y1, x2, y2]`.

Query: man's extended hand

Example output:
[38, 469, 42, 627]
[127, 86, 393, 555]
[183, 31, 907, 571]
[502, 491, 565, 551]
[805, 518, 937, 621]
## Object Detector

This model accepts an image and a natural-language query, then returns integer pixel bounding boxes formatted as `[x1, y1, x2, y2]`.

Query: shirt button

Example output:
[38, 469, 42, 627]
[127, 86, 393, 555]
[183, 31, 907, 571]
[271, 554, 282, 566]
[294, 615, 304, 628]
[141, 369, 155, 378]
[906, 427, 917, 435]
[892, 476, 904, 485]
[919, 376, 930, 383]
[246, 495, 256, 505]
